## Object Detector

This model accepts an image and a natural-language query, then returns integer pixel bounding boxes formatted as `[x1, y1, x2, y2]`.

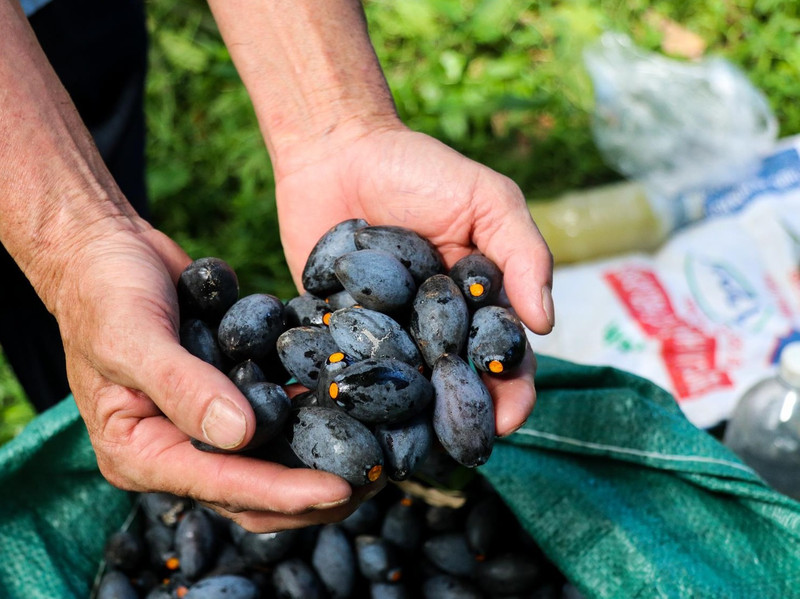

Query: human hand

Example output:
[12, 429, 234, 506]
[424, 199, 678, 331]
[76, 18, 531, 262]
[1, 0, 383, 533]
[275, 124, 554, 436]
[51, 223, 377, 532]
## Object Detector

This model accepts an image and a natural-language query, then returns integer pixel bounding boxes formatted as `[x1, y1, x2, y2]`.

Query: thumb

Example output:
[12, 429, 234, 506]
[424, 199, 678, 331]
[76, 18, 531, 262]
[474, 177, 555, 335]
[130, 232, 256, 450]
[134, 331, 256, 450]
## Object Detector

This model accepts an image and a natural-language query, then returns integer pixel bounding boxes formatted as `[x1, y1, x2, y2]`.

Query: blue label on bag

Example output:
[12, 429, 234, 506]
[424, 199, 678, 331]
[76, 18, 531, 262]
[700, 148, 800, 218]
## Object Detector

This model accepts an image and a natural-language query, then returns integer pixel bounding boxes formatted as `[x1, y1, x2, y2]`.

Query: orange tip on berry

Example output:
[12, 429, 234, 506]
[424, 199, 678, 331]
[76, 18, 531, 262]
[165, 557, 180, 571]
[368, 464, 383, 482]
[469, 282, 485, 297]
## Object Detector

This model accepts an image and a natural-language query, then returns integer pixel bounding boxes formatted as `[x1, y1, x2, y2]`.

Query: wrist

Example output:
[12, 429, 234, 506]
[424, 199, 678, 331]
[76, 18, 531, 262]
[0, 3, 147, 316]
[207, 0, 403, 179]
[24, 205, 148, 320]
[269, 111, 405, 182]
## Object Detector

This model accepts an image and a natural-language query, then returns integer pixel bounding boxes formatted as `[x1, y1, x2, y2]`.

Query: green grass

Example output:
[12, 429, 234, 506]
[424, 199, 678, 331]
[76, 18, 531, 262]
[144, 0, 800, 298]
[2, 0, 799, 443]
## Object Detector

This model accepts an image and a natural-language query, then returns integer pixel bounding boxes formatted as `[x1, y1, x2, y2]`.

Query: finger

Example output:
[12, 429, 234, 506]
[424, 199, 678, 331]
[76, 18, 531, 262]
[202, 503, 353, 533]
[285, 383, 311, 399]
[472, 173, 555, 335]
[482, 340, 537, 437]
[72, 242, 256, 452]
[204, 499, 358, 533]
[80, 284, 258, 452]
[202, 475, 384, 516]
[129, 333, 259, 451]
[101, 413, 354, 514]
[203, 471, 386, 533]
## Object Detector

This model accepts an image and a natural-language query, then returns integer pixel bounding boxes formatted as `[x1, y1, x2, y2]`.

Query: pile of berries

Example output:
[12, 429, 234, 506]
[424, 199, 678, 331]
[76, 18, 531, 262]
[177, 220, 528, 484]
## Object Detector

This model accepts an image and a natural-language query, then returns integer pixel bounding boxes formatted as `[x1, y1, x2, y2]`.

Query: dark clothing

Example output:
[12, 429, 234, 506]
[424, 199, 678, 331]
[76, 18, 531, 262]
[0, 0, 149, 412]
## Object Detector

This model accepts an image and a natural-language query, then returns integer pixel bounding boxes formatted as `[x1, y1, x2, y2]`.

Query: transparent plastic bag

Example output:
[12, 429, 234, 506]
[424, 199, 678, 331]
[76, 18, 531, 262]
[584, 32, 778, 198]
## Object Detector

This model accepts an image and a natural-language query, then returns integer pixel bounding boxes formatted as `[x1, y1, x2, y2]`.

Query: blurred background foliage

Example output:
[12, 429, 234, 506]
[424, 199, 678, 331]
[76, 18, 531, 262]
[144, 0, 800, 298]
[2, 0, 799, 439]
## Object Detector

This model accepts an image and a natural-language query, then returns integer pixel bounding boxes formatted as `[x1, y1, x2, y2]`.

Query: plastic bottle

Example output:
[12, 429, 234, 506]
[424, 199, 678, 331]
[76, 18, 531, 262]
[723, 342, 800, 499]
[527, 180, 679, 264]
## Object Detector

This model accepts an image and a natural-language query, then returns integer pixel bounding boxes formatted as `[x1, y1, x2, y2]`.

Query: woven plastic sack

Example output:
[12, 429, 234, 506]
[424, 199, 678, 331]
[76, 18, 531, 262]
[0, 398, 132, 599]
[482, 357, 800, 598]
[2, 356, 800, 598]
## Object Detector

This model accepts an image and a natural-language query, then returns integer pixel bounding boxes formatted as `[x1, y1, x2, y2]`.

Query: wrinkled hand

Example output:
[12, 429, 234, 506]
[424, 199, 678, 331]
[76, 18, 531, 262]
[276, 124, 554, 436]
[53, 223, 372, 532]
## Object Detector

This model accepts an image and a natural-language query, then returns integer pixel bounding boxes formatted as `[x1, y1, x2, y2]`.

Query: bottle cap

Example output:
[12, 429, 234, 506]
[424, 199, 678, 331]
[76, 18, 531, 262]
[779, 342, 800, 388]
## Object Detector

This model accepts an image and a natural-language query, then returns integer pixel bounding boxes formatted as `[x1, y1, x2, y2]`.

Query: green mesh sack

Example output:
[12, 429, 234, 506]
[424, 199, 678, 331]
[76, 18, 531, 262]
[0, 398, 132, 599]
[481, 357, 800, 598]
[2, 356, 800, 598]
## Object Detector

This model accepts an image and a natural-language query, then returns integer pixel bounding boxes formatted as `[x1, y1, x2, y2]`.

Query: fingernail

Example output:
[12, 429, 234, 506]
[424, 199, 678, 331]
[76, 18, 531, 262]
[500, 418, 528, 438]
[309, 497, 351, 510]
[542, 286, 555, 330]
[202, 398, 247, 449]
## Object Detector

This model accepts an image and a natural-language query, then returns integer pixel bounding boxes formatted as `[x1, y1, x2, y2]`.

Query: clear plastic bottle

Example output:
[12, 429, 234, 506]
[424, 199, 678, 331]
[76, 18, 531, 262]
[724, 342, 800, 499]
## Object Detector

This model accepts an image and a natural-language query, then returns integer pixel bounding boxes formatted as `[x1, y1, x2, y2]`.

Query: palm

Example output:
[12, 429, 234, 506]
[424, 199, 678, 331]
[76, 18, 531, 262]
[59, 228, 358, 531]
[275, 126, 552, 435]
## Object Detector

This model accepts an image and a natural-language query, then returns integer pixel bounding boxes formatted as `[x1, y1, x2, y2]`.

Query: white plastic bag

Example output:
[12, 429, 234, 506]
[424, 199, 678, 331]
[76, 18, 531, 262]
[585, 32, 778, 199]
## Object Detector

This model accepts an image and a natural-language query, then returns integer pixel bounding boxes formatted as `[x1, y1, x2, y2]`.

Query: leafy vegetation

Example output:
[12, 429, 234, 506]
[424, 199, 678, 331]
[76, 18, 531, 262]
[2, 0, 799, 442]
[0, 349, 34, 446]
[144, 0, 800, 298]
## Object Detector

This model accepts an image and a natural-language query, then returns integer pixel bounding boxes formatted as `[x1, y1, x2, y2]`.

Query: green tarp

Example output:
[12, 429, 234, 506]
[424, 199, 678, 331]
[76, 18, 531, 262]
[2, 356, 799, 598]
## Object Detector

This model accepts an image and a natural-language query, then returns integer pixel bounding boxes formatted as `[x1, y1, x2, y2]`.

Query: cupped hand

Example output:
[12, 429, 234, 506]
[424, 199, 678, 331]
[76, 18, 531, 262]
[275, 124, 554, 436]
[52, 222, 377, 532]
